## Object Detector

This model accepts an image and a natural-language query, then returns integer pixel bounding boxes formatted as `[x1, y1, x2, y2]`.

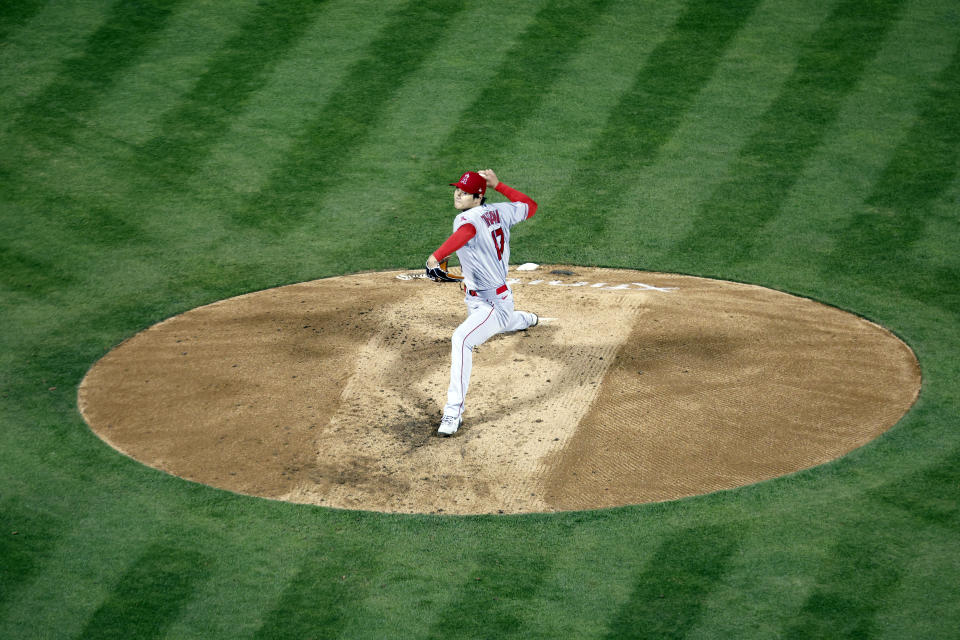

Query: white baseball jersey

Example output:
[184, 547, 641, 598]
[453, 201, 530, 291]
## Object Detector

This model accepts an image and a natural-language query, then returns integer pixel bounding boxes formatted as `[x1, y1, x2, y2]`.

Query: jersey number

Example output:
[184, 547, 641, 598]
[491, 228, 505, 260]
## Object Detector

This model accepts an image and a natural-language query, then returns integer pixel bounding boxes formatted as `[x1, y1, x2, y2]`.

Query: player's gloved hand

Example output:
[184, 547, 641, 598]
[426, 257, 461, 282]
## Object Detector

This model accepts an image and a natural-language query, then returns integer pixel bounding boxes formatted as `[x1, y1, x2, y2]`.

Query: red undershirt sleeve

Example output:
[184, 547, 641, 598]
[432, 223, 477, 262]
[495, 182, 538, 219]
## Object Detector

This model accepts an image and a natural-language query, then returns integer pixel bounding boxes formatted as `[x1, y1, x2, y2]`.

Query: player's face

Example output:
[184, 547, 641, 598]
[453, 188, 481, 211]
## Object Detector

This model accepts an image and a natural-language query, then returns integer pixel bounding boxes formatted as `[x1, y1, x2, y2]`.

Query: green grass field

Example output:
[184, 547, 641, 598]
[2, 0, 958, 637]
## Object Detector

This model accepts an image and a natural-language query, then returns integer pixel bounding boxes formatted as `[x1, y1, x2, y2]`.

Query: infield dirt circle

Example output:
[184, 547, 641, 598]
[78, 266, 920, 514]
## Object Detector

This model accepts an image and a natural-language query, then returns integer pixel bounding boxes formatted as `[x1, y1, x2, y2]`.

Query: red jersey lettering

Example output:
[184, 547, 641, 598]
[480, 210, 501, 227]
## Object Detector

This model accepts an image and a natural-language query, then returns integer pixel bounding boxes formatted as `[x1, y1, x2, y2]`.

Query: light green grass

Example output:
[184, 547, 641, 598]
[2, 0, 959, 638]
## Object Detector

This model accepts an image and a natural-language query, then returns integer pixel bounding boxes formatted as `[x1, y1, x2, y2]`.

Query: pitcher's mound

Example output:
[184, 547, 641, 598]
[78, 267, 920, 514]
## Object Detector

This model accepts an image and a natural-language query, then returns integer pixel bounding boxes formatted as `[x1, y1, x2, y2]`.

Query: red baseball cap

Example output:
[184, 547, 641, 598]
[449, 171, 487, 196]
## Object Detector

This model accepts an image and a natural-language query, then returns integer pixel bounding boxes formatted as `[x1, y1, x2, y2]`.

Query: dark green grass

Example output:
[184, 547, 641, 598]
[603, 525, 741, 639]
[229, 0, 469, 232]
[77, 544, 206, 640]
[11, 0, 184, 147]
[0, 0, 45, 41]
[2, 0, 960, 638]
[677, 0, 906, 266]
[551, 0, 763, 233]
[251, 535, 387, 639]
[0, 496, 61, 608]
[823, 39, 960, 313]
[135, 0, 330, 181]
[426, 546, 554, 639]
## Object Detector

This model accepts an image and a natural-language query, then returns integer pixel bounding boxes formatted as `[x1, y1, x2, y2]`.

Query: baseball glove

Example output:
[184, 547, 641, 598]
[426, 258, 463, 282]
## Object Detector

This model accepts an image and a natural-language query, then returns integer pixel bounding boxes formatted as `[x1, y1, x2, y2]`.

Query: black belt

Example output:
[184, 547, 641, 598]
[469, 284, 508, 297]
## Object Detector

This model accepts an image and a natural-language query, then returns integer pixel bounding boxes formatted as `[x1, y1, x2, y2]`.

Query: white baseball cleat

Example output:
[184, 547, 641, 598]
[437, 415, 462, 436]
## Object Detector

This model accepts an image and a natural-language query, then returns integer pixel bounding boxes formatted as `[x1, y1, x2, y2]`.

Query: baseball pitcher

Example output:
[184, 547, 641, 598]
[426, 169, 539, 436]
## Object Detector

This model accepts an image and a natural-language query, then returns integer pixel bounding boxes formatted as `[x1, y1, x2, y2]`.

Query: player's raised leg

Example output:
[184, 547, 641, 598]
[503, 310, 538, 332]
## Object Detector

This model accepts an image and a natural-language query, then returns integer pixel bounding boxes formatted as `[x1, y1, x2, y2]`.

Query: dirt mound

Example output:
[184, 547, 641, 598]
[78, 267, 920, 514]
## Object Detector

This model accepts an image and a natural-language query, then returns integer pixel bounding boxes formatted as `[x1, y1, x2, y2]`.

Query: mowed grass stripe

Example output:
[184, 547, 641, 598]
[426, 548, 554, 640]
[781, 517, 914, 639]
[0, 2, 115, 133]
[872, 444, 960, 532]
[135, 0, 330, 180]
[0, 492, 170, 640]
[154, 521, 320, 640]
[0, 120, 165, 300]
[5, 3, 393, 309]
[251, 538, 385, 639]
[76, 544, 206, 640]
[0, 154, 156, 302]
[0, 496, 61, 610]
[909, 176, 960, 319]
[187, 0, 399, 206]
[872, 534, 960, 637]
[737, 0, 960, 290]
[485, 0, 684, 262]
[529, 0, 761, 256]
[374, 0, 618, 259]
[327, 526, 491, 639]
[0, 234, 78, 297]
[585, 0, 835, 266]
[0, 5, 253, 279]
[83, 0, 262, 147]
[11, 0, 184, 146]
[230, 0, 610, 240]
[0, 3, 260, 268]
[0, 0, 44, 41]
[603, 524, 741, 639]
[822, 41, 960, 312]
[1, 1, 394, 284]
[504, 0, 682, 172]
[229, 0, 469, 233]
[674, 0, 906, 268]
[426, 0, 615, 164]
[275, 1, 548, 269]
[499, 532, 642, 638]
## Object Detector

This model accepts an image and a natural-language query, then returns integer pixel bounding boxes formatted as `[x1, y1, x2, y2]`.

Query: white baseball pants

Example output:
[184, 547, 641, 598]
[443, 287, 537, 421]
